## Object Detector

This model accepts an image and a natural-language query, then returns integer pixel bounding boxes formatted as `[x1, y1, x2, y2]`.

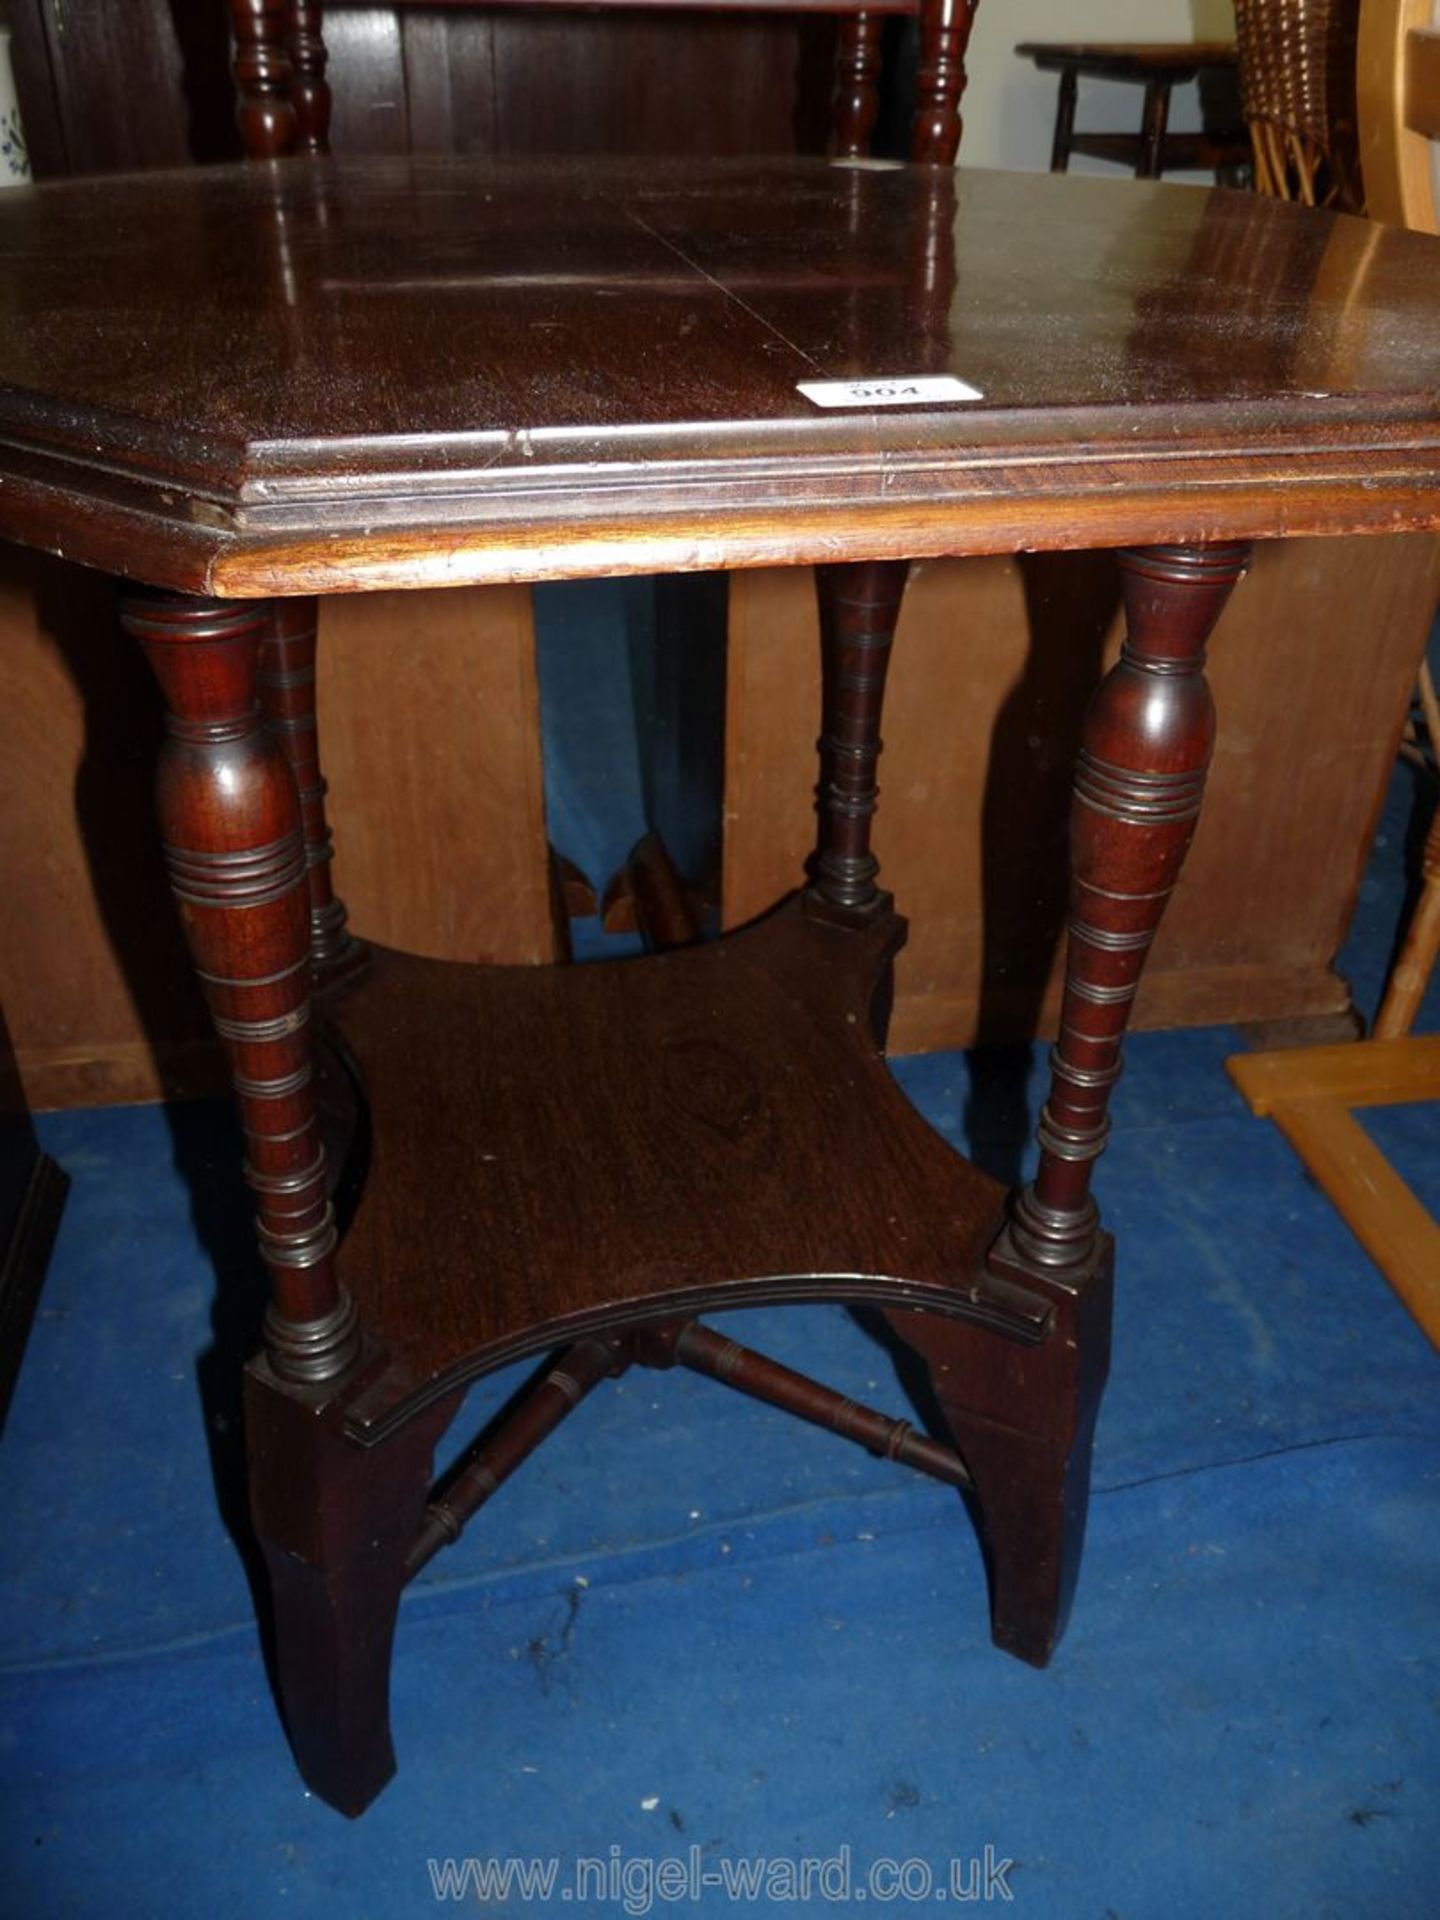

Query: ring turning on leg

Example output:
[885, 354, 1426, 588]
[125, 587, 361, 1385]
[994, 542, 1251, 1280]
[807, 559, 910, 923]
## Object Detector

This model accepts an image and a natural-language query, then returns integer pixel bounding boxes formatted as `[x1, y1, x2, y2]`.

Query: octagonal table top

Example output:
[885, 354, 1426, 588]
[0, 154, 1435, 595]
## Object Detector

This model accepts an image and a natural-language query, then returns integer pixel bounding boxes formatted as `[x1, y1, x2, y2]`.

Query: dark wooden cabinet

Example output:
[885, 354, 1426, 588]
[2, 0, 862, 179]
[0, 1000, 66, 1434]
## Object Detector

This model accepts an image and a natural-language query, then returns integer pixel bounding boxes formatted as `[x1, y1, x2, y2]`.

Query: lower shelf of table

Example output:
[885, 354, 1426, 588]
[321, 895, 1053, 1441]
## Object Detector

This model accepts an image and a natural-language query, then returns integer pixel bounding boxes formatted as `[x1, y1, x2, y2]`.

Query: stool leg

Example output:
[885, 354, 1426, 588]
[1051, 67, 1078, 172]
[1139, 79, 1171, 178]
[246, 1365, 460, 1815]
[806, 559, 910, 922]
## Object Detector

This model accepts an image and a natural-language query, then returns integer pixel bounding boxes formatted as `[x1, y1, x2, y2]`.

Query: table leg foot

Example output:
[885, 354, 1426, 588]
[245, 1360, 460, 1816]
[939, 1395, 1102, 1666]
[885, 1239, 1112, 1665]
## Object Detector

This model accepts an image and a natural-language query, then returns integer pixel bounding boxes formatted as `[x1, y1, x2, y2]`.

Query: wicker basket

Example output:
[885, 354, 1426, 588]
[1233, 0, 1363, 204]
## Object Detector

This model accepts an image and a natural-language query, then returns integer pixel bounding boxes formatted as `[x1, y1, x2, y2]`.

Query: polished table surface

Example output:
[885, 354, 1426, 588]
[0, 155, 1437, 594]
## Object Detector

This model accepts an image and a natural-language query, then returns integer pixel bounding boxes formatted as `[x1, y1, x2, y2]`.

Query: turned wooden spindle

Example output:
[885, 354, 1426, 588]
[807, 558, 910, 919]
[405, 1338, 623, 1578]
[256, 597, 361, 985]
[912, 0, 978, 164]
[287, 2, 332, 156]
[833, 13, 886, 158]
[998, 544, 1251, 1276]
[670, 1321, 972, 1491]
[229, 0, 297, 160]
[124, 590, 359, 1384]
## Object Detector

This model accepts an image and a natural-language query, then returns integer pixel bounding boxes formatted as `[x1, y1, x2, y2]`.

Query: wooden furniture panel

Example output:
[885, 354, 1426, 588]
[0, 0, 841, 175]
[320, 6, 835, 158]
[1360, 0, 1440, 231]
[723, 534, 1440, 1052]
[315, 588, 553, 964]
[0, 0, 237, 176]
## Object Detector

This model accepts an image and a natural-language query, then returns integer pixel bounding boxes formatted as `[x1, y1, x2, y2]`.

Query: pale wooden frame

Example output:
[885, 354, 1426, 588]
[1228, 1036, 1440, 1347]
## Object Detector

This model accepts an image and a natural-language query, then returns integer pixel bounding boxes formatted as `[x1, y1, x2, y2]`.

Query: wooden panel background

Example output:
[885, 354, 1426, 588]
[724, 536, 1440, 1053]
[321, 7, 840, 158]
[0, 0, 840, 176]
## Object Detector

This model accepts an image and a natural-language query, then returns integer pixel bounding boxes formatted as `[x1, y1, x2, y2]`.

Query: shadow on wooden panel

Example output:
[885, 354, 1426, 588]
[318, 9, 842, 160]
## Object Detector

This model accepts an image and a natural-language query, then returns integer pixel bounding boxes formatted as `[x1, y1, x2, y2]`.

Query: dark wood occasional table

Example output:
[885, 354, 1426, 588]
[1016, 40, 1249, 178]
[1, 155, 1437, 1816]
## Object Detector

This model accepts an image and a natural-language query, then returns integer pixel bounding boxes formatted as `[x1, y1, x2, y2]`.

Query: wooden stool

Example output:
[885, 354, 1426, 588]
[1016, 40, 1249, 178]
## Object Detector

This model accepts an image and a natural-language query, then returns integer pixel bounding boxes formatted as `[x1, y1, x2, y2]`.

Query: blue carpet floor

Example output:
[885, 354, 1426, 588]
[2, 637, 1437, 1916]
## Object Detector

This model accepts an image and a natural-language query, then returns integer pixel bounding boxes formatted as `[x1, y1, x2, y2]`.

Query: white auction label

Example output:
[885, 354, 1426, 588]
[797, 375, 983, 409]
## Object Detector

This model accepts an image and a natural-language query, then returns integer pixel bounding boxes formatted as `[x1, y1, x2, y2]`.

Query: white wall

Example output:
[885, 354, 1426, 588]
[961, 0, 1237, 176]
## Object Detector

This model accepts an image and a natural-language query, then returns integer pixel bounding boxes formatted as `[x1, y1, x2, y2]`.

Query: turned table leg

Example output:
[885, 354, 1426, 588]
[999, 542, 1250, 1279]
[125, 588, 358, 1382]
[942, 541, 1251, 1658]
[806, 559, 910, 925]
[126, 587, 447, 1815]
